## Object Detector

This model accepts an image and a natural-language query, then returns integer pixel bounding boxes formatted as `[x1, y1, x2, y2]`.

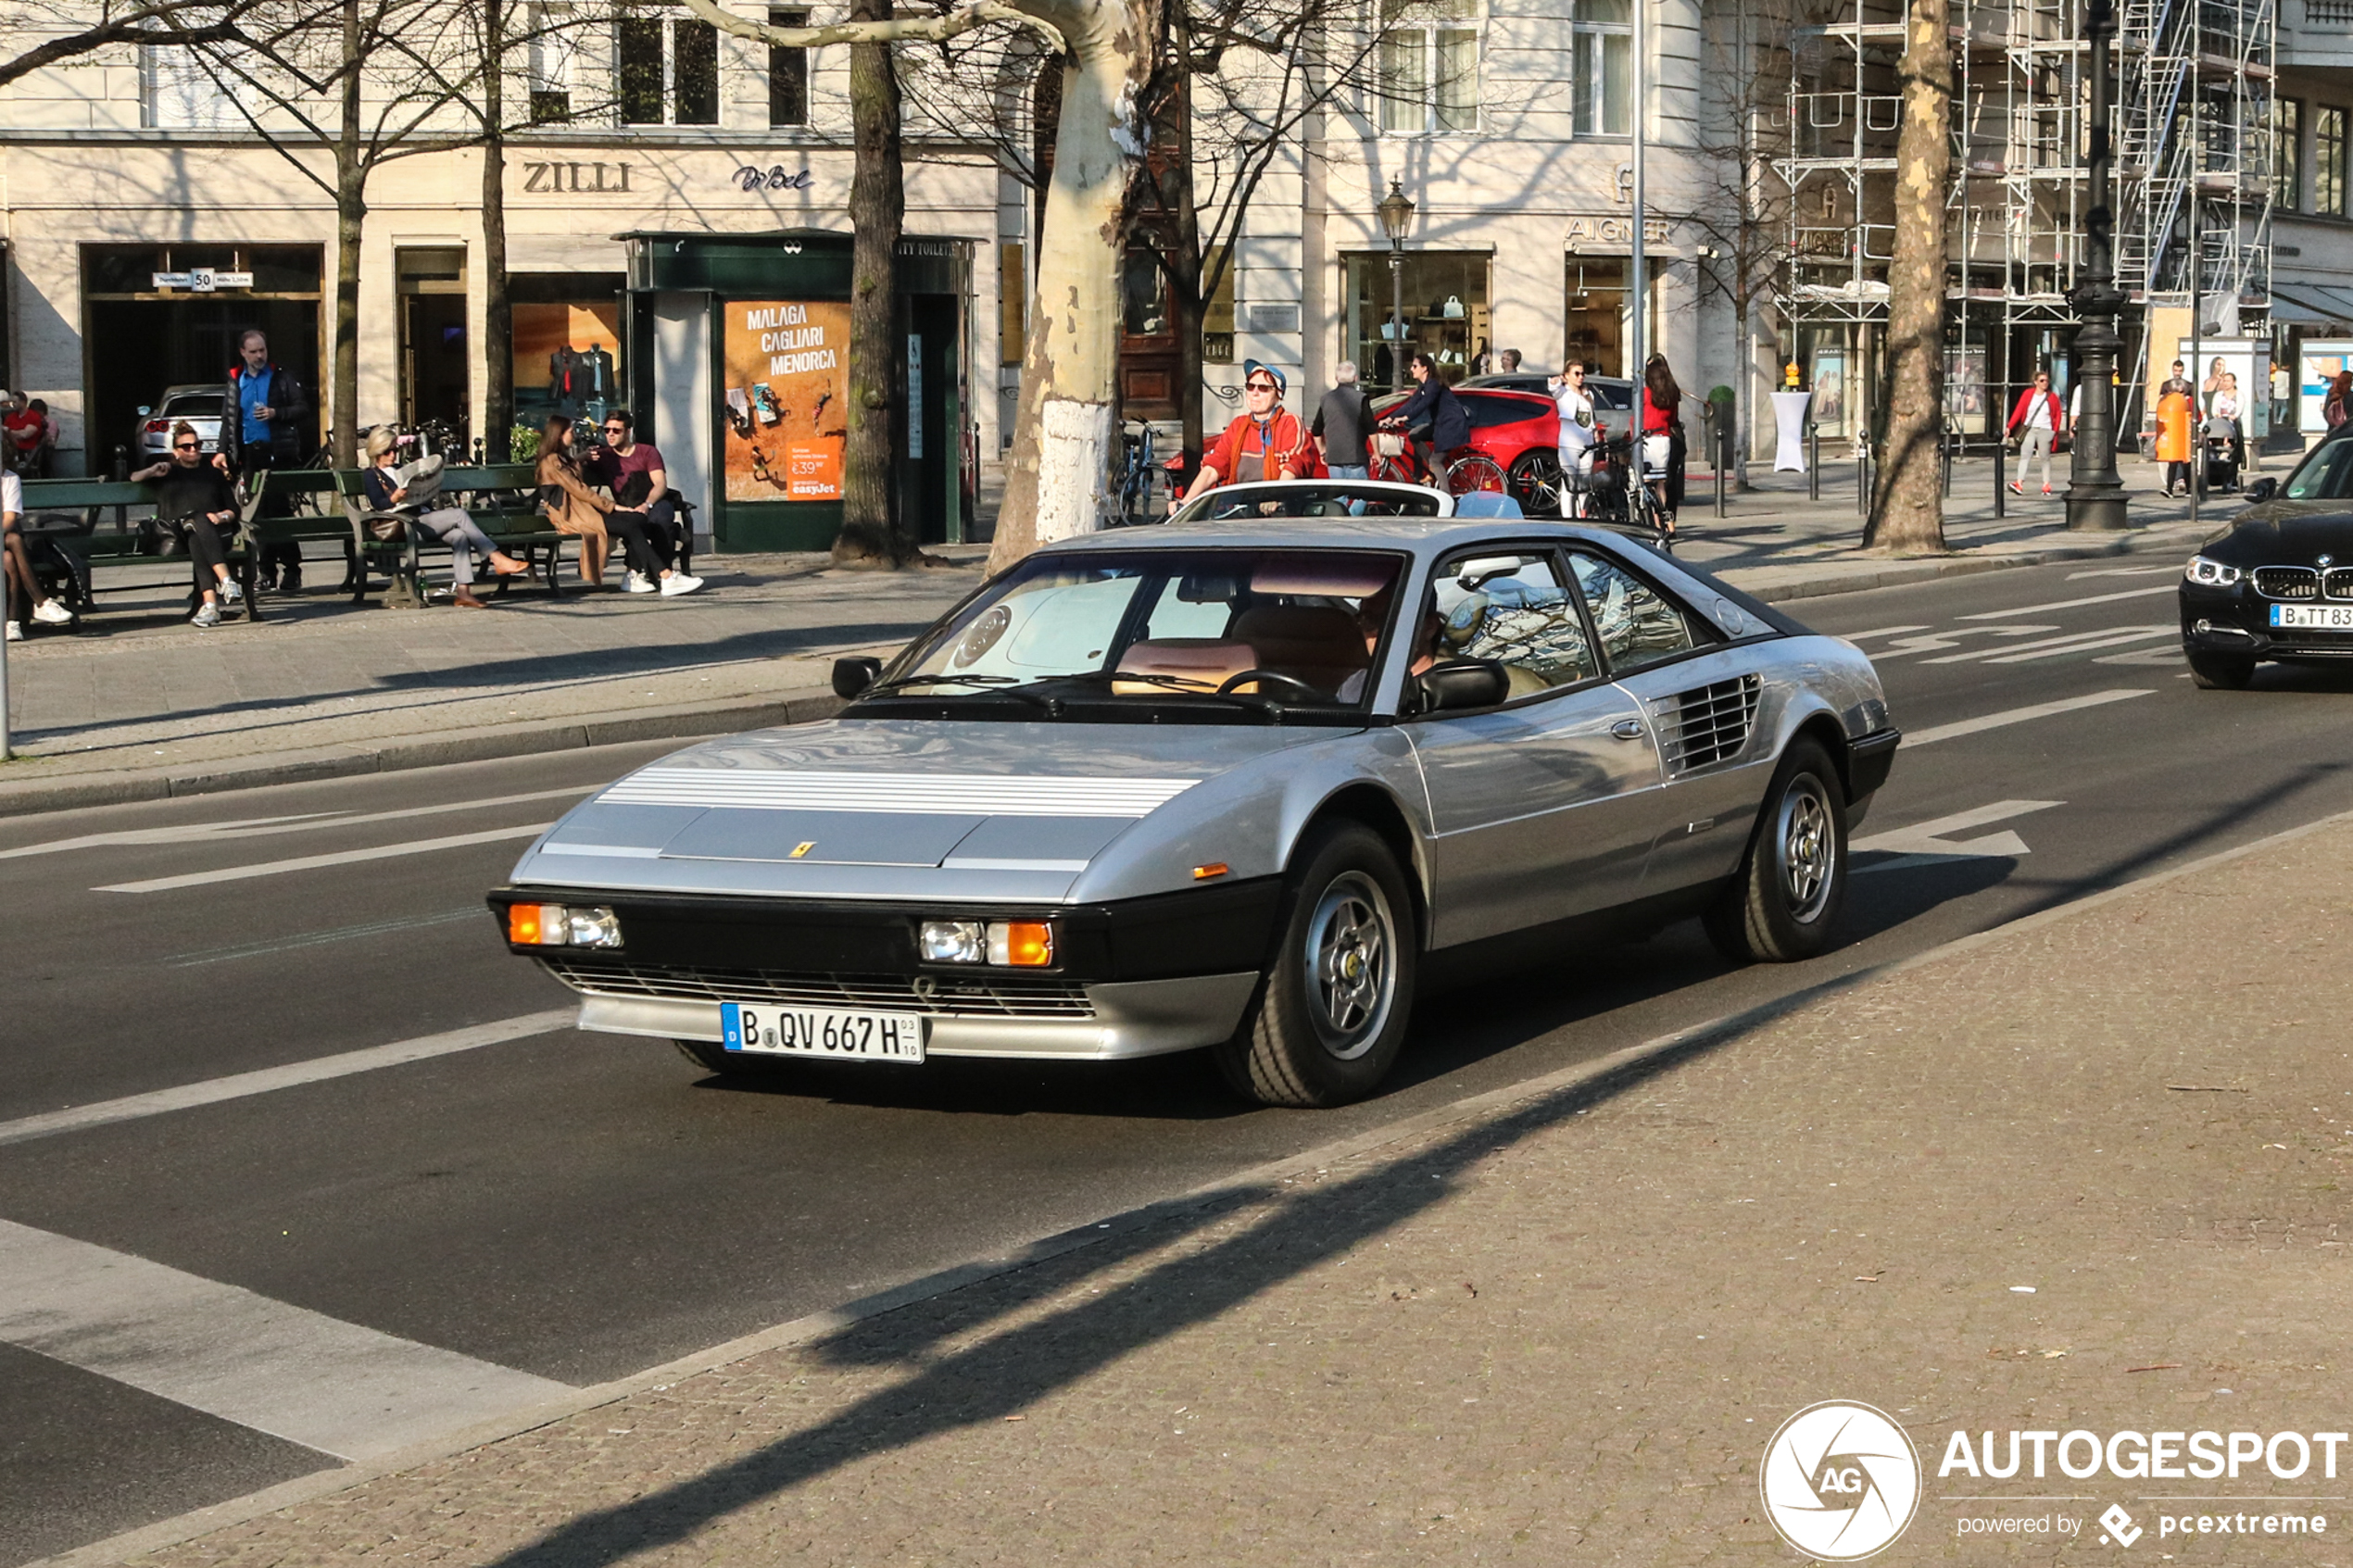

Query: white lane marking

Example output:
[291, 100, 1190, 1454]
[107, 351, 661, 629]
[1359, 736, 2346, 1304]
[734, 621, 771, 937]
[1919, 623, 2171, 664]
[1832, 624, 1932, 642]
[2068, 565, 2183, 580]
[1975, 627, 2177, 664]
[164, 908, 485, 968]
[1903, 689, 2151, 748]
[1867, 624, 2058, 659]
[2094, 646, 2189, 667]
[1956, 584, 2178, 620]
[0, 1219, 572, 1461]
[1855, 800, 2063, 872]
[0, 1010, 572, 1150]
[95, 823, 553, 894]
[1, 786, 590, 863]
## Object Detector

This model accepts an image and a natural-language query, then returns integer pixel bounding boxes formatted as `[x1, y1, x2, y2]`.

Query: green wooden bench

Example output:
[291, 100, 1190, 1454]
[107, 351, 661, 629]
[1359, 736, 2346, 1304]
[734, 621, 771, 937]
[332, 463, 573, 608]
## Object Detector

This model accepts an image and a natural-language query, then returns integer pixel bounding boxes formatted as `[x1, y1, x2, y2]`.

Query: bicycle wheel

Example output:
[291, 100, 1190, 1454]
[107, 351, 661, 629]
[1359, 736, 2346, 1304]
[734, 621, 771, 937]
[1369, 446, 1419, 485]
[1444, 452, 1508, 496]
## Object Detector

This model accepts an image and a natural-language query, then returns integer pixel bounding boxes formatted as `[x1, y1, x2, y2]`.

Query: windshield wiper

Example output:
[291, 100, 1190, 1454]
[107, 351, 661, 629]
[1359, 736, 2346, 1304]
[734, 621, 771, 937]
[1041, 669, 1291, 718]
[859, 673, 1054, 708]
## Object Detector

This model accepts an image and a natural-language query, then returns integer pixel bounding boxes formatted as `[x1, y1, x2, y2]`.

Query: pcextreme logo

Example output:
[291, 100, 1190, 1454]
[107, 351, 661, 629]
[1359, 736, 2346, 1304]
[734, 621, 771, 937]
[1761, 1400, 1923, 1561]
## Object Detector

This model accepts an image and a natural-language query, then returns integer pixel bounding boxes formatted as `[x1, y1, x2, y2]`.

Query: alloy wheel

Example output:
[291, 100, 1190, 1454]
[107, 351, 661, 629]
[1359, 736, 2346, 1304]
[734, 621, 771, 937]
[1303, 871, 1396, 1060]
[1776, 776, 1836, 923]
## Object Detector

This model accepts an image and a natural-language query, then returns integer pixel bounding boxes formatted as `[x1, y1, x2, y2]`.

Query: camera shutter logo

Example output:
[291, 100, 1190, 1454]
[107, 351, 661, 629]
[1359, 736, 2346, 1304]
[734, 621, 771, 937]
[1759, 1400, 1921, 1561]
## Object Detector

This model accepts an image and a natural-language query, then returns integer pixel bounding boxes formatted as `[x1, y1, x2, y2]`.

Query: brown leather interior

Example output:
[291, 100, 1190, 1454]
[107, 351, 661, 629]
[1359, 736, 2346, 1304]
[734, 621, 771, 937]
[1113, 638, 1260, 694]
[1231, 603, 1371, 696]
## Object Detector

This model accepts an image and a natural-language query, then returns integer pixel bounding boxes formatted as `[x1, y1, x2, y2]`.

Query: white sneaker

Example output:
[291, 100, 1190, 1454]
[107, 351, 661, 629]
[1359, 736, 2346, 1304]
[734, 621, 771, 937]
[192, 602, 221, 629]
[220, 577, 244, 604]
[4, 621, 20, 641]
[624, 571, 658, 594]
[32, 599, 73, 625]
[660, 572, 703, 596]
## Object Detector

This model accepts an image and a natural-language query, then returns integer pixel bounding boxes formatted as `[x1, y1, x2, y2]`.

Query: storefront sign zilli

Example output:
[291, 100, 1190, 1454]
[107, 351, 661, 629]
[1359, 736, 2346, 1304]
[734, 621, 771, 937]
[521, 161, 631, 193]
[1565, 215, 1671, 245]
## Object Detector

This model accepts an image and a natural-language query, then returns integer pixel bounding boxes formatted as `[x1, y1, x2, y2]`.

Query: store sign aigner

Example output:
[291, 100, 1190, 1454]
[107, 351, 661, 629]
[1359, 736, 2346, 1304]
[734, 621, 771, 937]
[151, 269, 254, 292]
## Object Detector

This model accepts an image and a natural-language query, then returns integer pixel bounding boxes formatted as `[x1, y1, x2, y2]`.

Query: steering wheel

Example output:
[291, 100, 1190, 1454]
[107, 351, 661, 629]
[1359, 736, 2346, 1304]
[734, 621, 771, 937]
[1217, 670, 1323, 701]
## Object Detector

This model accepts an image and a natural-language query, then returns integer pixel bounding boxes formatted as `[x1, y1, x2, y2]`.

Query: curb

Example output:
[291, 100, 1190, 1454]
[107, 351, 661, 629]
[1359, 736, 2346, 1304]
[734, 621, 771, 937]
[35, 797, 2353, 1568]
[0, 522, 2201, 819]
[0, 689, 844, 818]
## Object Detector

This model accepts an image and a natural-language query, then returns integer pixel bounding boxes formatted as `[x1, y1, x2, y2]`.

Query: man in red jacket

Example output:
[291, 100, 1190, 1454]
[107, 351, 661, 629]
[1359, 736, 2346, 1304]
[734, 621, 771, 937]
[2005, 369, 2066, 496]
[1185, 360, 1312, 500]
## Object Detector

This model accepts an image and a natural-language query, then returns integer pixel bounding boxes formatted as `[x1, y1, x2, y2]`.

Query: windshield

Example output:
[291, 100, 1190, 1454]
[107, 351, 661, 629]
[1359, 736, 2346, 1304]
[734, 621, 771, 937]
[2284, 437, 2353, 501]
[875, 547, 1409, 718]
[1168, 483, 1446, 524]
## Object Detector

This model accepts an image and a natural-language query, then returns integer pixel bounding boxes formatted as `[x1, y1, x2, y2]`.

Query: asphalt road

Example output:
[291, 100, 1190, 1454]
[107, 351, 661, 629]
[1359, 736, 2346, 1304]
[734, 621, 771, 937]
[6, 551, 2349, 1564]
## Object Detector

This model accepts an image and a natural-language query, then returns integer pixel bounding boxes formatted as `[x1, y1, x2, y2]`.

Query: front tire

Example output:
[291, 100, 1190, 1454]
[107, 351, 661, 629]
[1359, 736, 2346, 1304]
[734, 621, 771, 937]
[1509, 450, 1567, 516]
[1704, 740, 1848, 963]
[2186, 649, 2256, 689]
[1214, 822, 1416, 1108]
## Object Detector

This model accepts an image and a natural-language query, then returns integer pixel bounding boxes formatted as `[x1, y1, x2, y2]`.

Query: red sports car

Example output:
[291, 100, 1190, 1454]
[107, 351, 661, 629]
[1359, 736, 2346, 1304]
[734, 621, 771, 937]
[1366, 386, 1571, 513]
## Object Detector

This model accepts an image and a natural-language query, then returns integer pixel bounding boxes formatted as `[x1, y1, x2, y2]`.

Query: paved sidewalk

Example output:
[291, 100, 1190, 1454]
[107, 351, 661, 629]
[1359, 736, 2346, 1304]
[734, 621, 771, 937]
[0, 456, 2214, 812]
[94, 810, 2353, 1567]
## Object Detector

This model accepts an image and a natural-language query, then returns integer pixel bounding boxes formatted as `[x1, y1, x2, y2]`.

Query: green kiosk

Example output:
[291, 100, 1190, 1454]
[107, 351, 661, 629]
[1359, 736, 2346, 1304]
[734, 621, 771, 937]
[619, 230, 975, 553]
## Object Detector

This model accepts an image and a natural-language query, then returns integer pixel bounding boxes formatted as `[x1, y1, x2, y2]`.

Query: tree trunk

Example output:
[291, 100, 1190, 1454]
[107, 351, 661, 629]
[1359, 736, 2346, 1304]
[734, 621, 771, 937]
[1863, 0, 1951, 552]
[834, 0, 909, 565]
[480, 0, 512, 461]
[987, 0, 1156, 573]
[330, 0, 364, 469]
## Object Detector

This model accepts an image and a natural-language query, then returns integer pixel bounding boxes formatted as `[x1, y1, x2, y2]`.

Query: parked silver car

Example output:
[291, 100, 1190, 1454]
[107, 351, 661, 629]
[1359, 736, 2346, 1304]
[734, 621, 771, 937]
[135, 384, 228, 464]
[490, 482, 1899, 1107]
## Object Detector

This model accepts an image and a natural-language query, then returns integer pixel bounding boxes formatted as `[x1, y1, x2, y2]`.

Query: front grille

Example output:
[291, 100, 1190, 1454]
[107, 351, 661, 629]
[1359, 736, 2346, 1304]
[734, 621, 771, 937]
[539, 958, 1098, 1018]
[2255, 566, 2320, 600]
[2324, 569, 2353, 600]
[1662, 674, 1762, 772]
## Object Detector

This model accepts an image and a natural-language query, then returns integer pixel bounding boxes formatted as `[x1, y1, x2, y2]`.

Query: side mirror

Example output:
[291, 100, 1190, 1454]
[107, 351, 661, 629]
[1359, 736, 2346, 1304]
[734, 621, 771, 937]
[832, 656, 884, 699]
[1412, 659, 1509, 714]
[2244, 477, 2277, 504]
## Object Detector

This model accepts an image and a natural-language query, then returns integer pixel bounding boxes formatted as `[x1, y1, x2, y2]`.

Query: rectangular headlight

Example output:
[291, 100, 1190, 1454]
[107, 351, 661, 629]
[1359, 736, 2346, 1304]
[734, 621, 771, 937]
[920, 919, 987, 962]
[567, 907, 623, 947]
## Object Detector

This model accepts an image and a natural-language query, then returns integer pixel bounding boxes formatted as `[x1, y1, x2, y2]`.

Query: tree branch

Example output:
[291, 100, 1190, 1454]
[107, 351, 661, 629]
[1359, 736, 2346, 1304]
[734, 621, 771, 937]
[677, 0, 1063, 56]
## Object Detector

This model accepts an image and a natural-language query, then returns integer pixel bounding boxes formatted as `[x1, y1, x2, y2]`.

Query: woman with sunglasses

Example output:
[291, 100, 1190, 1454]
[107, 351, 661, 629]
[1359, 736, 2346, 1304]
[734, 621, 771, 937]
[128, 421, 244, 628]
[534, 414, 613, 585]
[1184, 359, 1312, 499]
[1390, 352, 1469, 486]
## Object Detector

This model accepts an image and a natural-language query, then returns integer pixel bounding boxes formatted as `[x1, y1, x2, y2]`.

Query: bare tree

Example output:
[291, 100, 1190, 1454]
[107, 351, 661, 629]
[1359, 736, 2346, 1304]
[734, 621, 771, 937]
[834, 0, 911, 566]
[0, 0, 323, 89]
[1863, 0, 1950, 552]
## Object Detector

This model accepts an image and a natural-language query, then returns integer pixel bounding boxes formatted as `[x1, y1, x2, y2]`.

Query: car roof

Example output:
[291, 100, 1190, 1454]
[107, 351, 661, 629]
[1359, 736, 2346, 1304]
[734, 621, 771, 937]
[1038, 503, 1652, 562]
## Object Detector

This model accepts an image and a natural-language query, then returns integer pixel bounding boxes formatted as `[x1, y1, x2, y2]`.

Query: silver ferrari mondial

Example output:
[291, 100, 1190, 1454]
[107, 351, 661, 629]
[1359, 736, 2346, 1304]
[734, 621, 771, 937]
[490, 482, 1899, 1107]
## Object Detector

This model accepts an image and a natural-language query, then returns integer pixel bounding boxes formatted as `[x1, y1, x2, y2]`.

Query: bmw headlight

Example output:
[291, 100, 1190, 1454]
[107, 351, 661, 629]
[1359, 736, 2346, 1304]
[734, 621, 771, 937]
[2184, 555, 2242, 587]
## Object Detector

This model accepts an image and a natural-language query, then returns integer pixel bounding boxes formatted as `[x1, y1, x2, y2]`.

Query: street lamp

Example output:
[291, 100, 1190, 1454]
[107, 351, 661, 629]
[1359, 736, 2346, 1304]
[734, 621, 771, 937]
[1378, 178, 1416, 392]
[2063, 0, 2131, 531]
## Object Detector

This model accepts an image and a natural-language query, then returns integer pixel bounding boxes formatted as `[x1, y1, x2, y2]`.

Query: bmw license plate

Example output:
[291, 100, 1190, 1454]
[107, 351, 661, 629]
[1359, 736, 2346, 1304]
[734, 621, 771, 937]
[722, 1002, 925, 1063]
[2270, 604, 2353, 630]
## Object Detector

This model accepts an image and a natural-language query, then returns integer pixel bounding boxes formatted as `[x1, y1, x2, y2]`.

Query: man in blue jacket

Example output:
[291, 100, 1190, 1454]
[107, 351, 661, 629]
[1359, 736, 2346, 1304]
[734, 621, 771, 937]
[225, 330, 311, 590]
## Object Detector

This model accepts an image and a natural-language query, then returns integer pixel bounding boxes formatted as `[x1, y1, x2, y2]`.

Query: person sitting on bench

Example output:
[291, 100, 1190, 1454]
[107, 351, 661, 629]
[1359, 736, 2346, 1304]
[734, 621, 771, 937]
[586, 409, 700, 596]
[363, 426, 530, 609]
[128, 422, 243, 630]
[1, 468, 77, 639]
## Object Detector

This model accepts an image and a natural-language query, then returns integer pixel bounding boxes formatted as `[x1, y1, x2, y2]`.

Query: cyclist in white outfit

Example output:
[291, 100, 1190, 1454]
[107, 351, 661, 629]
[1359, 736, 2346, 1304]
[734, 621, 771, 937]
[1548, 360, 1599, 517]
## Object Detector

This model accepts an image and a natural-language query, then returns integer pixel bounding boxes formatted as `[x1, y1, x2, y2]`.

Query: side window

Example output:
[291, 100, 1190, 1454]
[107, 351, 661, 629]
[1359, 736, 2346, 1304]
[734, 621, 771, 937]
[1427, 549, 1599, 696]
[1568, 551, 1711, 674]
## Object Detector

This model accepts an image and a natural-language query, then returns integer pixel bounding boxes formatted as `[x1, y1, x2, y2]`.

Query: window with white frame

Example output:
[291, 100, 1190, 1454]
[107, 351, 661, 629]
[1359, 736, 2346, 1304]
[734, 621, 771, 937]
[525, 3, 579, 123]
[2320, 106, 2347, 218]
[1573, 0, 1631, 138]
[617, 7, 719, 126]
[1378, 0, 1480, 135]
[142, 40, 235, 130]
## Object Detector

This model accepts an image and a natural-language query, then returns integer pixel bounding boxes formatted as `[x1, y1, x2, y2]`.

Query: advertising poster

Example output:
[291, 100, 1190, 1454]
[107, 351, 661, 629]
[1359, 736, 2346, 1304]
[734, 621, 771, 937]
[2299, 339, 2353, 433]
[722, 299, 850, 502]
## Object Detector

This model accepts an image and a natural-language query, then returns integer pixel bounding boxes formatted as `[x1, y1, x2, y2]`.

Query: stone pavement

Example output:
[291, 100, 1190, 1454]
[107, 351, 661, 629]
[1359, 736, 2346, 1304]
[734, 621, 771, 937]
[0, 454, 2216, 812]
[96, 809, 2353, 1566]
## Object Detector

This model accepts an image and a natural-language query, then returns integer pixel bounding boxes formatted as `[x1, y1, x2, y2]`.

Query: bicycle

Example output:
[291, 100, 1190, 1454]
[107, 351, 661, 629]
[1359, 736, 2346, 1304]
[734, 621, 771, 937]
[1367, 421, 1509, 497]
[1117, 421, 1161, 522]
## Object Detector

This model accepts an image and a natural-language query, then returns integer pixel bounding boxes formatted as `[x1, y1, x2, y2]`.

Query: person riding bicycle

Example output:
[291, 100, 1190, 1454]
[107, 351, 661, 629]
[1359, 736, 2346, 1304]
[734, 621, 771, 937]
[1184, 360, 1313, 501]
[1641, 355, 1687, 542]
[1386, 352, 1469, 486]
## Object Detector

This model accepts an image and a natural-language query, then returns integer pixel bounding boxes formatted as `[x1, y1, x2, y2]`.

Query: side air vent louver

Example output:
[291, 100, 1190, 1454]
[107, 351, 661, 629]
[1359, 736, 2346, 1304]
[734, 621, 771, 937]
[1662, 674, 1761, 773]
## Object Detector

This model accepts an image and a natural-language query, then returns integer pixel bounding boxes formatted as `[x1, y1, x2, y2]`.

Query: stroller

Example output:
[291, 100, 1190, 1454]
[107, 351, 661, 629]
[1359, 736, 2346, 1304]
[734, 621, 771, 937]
[2203, 417, 2241, 495]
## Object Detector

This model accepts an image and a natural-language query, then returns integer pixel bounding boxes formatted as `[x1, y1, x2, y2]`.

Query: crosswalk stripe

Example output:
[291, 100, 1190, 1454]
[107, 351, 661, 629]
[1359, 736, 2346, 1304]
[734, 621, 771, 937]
[1919, 623, 2171, 665]
[1904, 689, 2153, 747]
[1976, 627, 2176, 664]
[94, 823, 553, 894]
[2, 786, 589, 863]
[0, 1220, 572, 1461]
[1956, 584, 2178, 620]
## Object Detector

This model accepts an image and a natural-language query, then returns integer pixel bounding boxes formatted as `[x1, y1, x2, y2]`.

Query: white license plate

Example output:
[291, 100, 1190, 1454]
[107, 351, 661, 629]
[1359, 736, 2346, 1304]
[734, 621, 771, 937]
[2270, 604, 2353, 630]
[721, 1002, 925, 1063]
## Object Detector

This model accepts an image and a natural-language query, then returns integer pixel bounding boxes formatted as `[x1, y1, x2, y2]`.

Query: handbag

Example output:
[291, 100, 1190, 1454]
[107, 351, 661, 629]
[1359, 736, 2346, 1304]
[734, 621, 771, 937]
[1372, 431, 1408, 458]
[138, 514, 191, 557]
[364, 512, 408, 544]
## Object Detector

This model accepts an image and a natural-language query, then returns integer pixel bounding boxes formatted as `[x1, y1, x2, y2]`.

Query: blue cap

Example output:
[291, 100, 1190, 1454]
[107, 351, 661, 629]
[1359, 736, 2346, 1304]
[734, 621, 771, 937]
[1243, 359, 1287, 394]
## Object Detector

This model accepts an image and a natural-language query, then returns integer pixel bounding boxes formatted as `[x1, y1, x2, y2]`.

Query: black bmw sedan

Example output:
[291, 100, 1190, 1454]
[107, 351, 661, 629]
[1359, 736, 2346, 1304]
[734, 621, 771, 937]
[2179, 425, 2353, 689]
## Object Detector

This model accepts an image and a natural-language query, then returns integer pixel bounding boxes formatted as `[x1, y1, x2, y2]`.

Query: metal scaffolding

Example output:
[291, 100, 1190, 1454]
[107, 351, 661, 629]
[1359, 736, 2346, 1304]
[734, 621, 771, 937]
[1773, 0, 2274, 446]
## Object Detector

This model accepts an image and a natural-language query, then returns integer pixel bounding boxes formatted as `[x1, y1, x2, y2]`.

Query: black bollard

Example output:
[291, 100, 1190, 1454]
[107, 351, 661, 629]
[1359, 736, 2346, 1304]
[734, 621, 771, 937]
[1856, 441, 1869, 515]
[1994, 434, 2007, 520]
[1808, 423, 1820, 500]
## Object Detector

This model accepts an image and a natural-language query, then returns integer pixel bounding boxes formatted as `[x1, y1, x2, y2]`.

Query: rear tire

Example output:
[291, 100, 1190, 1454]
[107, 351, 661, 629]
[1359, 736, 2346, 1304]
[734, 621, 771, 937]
[1444, 452, 1509, 496]
[1213, 822, 1416, 1108]
[2187, 649, 2256, 689]
[1703, 739, 1848, 964]
[1508, 450, 1567, 516]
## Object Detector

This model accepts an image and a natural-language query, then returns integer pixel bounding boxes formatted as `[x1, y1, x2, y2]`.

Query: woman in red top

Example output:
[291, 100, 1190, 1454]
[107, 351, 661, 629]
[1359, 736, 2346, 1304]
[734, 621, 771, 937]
[2005, 370, 2066, 495]
[1641, 356, 1687, 537]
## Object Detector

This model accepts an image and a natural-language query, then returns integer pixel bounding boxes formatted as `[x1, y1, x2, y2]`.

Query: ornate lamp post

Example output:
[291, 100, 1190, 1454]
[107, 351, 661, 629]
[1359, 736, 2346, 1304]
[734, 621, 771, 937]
[2064, 0, 2132, 530]
[1378, 179, 1416, 392]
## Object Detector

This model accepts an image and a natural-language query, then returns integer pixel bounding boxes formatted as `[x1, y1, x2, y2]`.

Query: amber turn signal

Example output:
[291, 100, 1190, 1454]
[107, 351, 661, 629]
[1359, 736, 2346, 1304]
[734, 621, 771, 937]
[508, 903, 560, 945]
[1191, 862, 1230, 881]
[988, 921, 1054, 967]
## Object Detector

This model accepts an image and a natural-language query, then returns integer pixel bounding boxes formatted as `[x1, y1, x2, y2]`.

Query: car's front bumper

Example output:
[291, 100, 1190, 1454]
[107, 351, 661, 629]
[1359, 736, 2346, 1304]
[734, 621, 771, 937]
[2181, 583, 2353, 660]
[573, 972, 1263, 1060]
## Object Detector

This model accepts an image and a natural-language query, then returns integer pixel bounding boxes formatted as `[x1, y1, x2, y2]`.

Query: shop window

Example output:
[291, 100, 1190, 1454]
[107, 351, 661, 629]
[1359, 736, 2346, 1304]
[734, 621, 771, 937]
[509, 274, 626, 439]
[1343, 250, 1491, 390]
[1573, 0, 1631, 138]
[2319, 106, 2347, 218]
[2275, 98, 2302, 212]
[769, 8, 810, 126]
[619, 12, 719, 126]
[1378, 0, 1480, 135]
[1000, 243, 1025, 366]
[1563, 257, 1629, 377]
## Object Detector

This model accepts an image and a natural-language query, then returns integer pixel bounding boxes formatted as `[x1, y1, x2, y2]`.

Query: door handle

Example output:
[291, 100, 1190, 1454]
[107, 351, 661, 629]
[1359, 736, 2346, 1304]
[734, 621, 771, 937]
[1611, 718, 1646, 740]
